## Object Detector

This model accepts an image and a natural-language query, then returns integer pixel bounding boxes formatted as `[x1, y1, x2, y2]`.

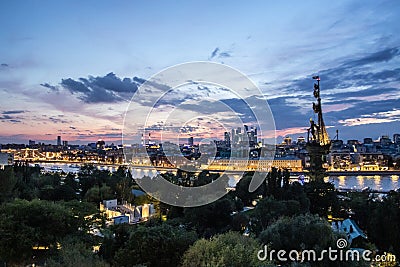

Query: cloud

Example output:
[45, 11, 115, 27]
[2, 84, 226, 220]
[40, 83, 58, 91]
[0, 110, 25, 123]
[283, 46, 400, 98]
[61, 78, 91, 93]
[0, 113, 22, 123]
[46, 72, 143, 103]
[1, 63, 8, 67]
[338, 109, 400, 127]
[2, 110, 25, 115]
[0, 115, 13, 120]
[48, 116, 69, 124]
[210, 47, 219, 59]
[209, 47, 232, 59]
[218, 52, 231, 58]
[345, 47, 400, 67]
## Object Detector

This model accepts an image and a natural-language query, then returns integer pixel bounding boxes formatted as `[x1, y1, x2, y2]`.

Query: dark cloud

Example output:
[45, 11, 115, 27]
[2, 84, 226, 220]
[46, 72, 143, 103]
[327, 98, 400, 122]
[345, 47, 400, 67]
[82, 72, 138, 93]
[218, 52, 231, 58]
[287, 46, 400, 91]
[61, 78, 91, 93]
[329, 87, 398, 99]
[133, 76, 146, 84]
[209, 47, 232, 59]
[268, 97, 309, 129]
[40, 83, 58, 91]
[210, 47, 219, 59]
[1, 63, 8, 67]
[197, 85, 211, 93]
[2, 110, 25, 115]
[0, 115, 13, 120]
[0, 113, 22, 123]
[0, 111, 26, 123]
[48, 116, 69, 124]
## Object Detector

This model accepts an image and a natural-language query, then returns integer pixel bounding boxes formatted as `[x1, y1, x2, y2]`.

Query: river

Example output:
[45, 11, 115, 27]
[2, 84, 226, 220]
[33, 163, 400, 192]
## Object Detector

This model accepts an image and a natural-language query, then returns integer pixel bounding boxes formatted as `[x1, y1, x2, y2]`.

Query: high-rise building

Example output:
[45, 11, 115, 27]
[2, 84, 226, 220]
[62, 140, 68, 147]
[28, 140, 36, 146]
[188, 136, 194, 146]
[393, 134, 400, 144]
[57, 136, 62, 146]
[380, 135, 392, 146]
[224, 132, 230, 144]
[363, 138, 373, 144]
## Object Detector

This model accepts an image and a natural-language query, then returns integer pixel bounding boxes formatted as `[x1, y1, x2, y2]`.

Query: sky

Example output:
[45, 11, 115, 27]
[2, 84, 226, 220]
[0, 0, 400, 145]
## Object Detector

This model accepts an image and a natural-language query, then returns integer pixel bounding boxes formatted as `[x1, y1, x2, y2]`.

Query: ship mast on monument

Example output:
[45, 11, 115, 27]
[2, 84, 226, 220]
[306, 76, 331, 181]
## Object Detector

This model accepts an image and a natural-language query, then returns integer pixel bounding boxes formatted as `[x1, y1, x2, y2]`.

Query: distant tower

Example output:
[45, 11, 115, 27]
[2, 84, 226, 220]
[306, 76, 331, 181]
[57, 136, 62, 146]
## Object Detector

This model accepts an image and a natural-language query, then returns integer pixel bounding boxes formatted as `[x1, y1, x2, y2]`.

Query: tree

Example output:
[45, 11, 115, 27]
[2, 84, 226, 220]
[84, 184, 114, 203]
[0, 199, 85, 265]
[46, 238, 109, 267]
[53, 184, 77, 201]
[113, 169, 134, 203]
[0, 166, 17, 202]
[259, 214, 342, 266]
[367, 191, 400, 256]
[304, 181, 338, 217]
[250, 197, 302, 235]
[280, 181, 310, 213]
[184, 197, 234, 236]
[231, 212, 249, 232]
[113, 224, 197, 267]
[64, 173, 79, 191]
[235, 173, 265, 206]
[181, 231, 270, 267]
[194, 170, 219, 186]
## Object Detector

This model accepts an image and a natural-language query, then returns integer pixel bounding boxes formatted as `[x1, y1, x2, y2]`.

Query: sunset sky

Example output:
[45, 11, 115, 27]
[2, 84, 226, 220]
[1, 0, 400, 144]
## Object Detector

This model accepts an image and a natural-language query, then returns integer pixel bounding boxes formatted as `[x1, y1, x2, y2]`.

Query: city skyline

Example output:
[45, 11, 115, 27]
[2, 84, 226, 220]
[1, 1, 400, 144]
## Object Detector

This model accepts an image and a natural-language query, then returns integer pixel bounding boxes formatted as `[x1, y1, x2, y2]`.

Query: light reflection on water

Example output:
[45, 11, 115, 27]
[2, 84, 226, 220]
[34, 163, 400, 191]
[328, 175, 400, 191]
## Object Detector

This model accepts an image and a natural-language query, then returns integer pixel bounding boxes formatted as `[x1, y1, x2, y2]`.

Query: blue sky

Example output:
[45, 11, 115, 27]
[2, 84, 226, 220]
[0, 0, 399, 144]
